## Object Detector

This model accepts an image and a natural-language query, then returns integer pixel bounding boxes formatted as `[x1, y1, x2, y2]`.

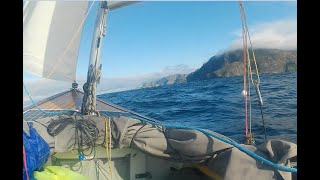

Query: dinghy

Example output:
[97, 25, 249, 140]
[23, 1, 297, 179]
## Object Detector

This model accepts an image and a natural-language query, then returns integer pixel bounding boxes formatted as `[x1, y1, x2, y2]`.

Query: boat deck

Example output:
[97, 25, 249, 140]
[24, 89, 125, 112]
[23, 89, 160, 123]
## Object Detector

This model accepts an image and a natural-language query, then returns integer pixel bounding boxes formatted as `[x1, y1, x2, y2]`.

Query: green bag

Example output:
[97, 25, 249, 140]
[33, 166, 89, 180]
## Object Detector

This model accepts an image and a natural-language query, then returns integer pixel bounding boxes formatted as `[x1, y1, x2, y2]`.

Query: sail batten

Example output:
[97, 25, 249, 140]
[23, 1, 88, 82]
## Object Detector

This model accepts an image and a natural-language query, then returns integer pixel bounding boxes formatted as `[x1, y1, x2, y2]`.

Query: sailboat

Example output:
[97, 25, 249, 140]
[23, 1, 297, 180]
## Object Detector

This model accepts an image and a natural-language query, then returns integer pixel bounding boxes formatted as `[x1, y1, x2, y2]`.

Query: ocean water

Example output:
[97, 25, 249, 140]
[99, 73, 297, 145]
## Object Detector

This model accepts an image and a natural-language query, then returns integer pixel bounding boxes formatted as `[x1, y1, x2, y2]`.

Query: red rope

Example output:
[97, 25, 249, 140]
[23, 144, 29, 180]
[240, 1, 248, 136]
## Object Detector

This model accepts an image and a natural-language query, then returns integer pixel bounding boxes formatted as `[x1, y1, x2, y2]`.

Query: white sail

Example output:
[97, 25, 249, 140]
[23, 1, 88, 82]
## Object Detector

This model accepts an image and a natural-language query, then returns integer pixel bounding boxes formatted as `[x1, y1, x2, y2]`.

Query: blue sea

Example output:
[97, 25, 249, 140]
[99, 73, 297, 145]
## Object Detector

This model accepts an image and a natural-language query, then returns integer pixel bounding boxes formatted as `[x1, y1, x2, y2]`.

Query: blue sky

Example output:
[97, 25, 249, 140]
[23, 1, 296, 105]
[76, 1, 296, 78]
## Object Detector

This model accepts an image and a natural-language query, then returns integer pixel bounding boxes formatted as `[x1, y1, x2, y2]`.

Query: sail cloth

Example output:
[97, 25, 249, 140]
[31, 115, 296, 179]
[23, 1, 88, 82]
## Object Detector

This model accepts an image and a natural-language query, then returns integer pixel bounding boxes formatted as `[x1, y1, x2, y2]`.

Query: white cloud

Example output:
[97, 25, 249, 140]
[228, 19, 296, 50]
[97, 64, 196, 93]
[23, 64, 197, 107]
[160, 64, 196, 75]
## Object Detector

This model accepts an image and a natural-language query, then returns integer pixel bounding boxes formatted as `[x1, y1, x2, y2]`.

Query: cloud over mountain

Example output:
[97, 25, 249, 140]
[229, 19, 296, 50]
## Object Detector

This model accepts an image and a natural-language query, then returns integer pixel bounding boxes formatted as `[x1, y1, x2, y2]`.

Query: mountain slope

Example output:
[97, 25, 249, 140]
[141, 74, 187, 88]
[140, 48, 296, 88]
[187, 49, 296, 81]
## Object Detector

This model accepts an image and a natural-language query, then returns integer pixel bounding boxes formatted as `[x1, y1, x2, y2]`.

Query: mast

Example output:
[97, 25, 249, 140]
[81, 1, 139, 115]
[81, 1, 108, 115]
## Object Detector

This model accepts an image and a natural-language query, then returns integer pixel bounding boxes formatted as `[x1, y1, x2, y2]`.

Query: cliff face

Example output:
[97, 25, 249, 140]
[187, 49, 297, 81]
[141, 74, 187, 88]
[140, 48, 296, 88]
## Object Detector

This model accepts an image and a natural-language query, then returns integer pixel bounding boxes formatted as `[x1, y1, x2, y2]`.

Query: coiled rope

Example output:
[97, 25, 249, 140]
[47, 117, 99, 159]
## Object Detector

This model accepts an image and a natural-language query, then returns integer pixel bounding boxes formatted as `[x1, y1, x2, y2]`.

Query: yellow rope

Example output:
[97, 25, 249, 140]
[250, 47, 260, 84]
[241, 1, 261, 143]
[104, 116, 113, 180]
[241, 1, 260, 85]
[108, 117, 112, 179]
[246, 46, 254, 84]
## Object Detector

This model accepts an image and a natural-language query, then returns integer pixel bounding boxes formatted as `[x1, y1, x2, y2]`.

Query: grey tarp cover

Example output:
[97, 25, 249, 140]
[27, 115, 297, 180]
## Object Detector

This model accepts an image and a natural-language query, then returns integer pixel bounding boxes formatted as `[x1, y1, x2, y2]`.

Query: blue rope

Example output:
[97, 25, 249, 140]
[136, 117, 297, 173]
[23, 83, 297, 173]
[23, 83, 77, 115]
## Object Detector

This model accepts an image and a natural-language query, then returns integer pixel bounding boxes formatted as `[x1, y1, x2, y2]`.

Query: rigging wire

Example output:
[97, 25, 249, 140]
[242, 2, 267, 142]
[239, 1, 267, 143]
[246, 47, 254, 144]
[255, 85, 267, 142]
[240, 1, 249, 137]
[247, 48, 252, 134]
